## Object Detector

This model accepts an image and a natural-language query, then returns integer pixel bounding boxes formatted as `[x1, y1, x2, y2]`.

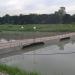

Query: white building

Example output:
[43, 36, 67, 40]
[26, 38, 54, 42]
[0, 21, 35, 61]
[58, 7, 66, 15]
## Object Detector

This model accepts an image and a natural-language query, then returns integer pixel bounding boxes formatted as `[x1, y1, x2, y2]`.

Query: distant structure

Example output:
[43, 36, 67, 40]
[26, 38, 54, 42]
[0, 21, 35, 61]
[55, 7, 66, 15]
[58, 7, 66, 15]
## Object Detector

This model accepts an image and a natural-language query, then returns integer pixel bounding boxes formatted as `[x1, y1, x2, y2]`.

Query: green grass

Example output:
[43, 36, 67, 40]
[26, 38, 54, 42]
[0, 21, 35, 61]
[0, 64, 39, 75]
[0, 24, 75, 32]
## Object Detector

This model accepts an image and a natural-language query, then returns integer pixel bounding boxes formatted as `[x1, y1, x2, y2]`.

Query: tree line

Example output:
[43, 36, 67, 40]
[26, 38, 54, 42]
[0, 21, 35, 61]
[0, 13, 75, 24]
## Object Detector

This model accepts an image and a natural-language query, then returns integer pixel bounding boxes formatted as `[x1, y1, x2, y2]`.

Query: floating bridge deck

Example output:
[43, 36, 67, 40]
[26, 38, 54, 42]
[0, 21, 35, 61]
[0, 32, 75, 50]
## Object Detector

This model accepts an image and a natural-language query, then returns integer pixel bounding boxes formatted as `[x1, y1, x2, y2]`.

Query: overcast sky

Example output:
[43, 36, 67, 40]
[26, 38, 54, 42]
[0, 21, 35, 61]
[0, 0, 75, 16]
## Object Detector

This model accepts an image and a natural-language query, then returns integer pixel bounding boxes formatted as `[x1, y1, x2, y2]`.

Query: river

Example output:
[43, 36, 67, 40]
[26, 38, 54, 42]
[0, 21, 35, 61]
[0, 32, 75, 75]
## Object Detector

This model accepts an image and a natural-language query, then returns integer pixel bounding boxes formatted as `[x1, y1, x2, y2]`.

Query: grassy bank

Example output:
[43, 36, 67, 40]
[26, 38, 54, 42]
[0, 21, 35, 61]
[0, 64, 39, 75]
[0, 24, 75, 32]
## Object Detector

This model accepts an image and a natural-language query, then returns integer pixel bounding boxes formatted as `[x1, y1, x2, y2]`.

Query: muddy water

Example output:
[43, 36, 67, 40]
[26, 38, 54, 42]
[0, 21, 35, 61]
[0, 32, 75, 75]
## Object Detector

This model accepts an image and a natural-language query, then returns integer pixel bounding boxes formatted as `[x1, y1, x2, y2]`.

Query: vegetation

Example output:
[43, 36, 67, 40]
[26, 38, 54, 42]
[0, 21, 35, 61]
[0, 64, 39, 75]
[0, 24, 75, 32]
[0, 13, 75, 24]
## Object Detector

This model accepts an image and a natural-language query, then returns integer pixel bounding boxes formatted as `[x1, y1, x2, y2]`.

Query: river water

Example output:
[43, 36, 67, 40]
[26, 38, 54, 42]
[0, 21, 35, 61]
[0, 32, 75, 75]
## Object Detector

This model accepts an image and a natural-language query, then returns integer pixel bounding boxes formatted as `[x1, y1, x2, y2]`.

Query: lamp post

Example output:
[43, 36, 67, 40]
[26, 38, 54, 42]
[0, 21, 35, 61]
[33, 26, 36, 43]
[21, 26, 24, 39]
[21, 26, 24, 29]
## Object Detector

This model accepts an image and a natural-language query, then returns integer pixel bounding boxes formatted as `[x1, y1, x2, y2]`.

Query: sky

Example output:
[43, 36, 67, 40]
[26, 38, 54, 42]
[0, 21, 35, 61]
[0, 0, 75, 16]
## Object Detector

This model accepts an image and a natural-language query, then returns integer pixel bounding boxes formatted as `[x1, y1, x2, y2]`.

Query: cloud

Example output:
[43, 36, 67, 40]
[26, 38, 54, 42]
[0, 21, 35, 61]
[0, 0, 75, 16]
[66, 5, 75, 15]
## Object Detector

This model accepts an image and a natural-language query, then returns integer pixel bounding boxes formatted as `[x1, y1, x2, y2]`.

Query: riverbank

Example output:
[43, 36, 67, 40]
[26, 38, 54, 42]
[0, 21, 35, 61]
[0, 24, 75, 32]
[0, 64, 39, 75]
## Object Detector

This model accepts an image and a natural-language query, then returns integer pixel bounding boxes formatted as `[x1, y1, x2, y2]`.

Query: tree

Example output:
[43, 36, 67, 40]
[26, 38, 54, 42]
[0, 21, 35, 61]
[63, 14, 72, 24]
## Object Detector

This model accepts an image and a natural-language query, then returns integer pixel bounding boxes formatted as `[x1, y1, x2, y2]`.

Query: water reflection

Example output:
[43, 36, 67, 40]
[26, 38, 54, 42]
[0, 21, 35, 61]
[57, 40, 71, 50]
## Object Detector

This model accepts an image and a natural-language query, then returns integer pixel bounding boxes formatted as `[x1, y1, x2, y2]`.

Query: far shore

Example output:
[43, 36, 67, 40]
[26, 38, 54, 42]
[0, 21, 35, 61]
[0, 31, 71, 39]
